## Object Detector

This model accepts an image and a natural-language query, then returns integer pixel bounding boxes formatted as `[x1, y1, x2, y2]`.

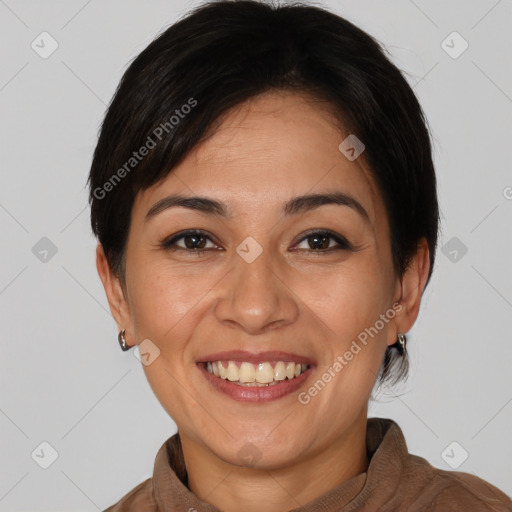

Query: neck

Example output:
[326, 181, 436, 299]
[180, 412, 369, 512]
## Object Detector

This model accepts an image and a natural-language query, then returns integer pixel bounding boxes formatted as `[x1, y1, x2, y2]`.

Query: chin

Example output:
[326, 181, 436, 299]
[210, 435, 303, 470]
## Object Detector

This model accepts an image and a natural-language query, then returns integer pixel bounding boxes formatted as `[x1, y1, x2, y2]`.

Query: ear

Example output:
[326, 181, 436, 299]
[96, 243, 134, 346]
[387, 237, 430, 346]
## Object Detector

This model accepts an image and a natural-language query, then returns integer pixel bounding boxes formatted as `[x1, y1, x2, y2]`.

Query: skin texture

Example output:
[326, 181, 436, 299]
[97, 91, 430, 512]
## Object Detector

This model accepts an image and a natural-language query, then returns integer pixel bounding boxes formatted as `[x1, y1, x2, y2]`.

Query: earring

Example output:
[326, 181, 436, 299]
[396, 332, 407, 355]
[118, 329, 132, 351]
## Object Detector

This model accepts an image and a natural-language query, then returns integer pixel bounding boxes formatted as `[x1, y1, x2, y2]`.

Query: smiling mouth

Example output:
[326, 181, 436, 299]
[204, 360, 310, 387]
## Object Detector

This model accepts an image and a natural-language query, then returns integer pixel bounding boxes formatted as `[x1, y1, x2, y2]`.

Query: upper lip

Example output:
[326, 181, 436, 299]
[197, 350, 315, 365]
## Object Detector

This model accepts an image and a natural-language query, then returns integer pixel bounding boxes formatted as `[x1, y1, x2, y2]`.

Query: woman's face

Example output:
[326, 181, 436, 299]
[101, 91, 417, 469]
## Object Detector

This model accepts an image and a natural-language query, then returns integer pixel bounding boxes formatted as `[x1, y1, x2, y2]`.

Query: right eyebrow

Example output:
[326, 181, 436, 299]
[145, 195, 230, 222]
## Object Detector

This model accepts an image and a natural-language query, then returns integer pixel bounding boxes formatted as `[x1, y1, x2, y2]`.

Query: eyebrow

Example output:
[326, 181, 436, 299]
[145, 192, 370, 223]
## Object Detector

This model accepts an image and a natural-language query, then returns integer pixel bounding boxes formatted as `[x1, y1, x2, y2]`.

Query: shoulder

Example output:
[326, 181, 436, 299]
[103, 477, 156, 512]
[406, 453, 512, 511]
[367, 418, 512, 511]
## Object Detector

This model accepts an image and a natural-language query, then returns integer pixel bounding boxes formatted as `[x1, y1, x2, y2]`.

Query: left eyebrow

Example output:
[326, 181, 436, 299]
[145, 192, 370, 223]
[283, 192, 370, 223]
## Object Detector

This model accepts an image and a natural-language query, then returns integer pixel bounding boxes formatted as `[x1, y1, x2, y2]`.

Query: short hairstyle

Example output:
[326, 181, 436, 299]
[88, 0, 440, 386]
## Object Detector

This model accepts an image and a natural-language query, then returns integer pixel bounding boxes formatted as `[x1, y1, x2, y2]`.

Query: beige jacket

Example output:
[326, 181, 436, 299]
[104, 417, 512, 511]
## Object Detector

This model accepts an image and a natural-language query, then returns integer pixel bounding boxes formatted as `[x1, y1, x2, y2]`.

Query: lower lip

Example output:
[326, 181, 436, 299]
[197, 363, 313, 402]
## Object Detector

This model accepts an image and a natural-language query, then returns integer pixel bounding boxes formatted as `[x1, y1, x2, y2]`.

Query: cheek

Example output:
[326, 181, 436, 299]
[297, 261, 390, 386]
[127, 261, 218, 423]
[128, 260, 208, 328]
[300, 260, 390, 336]
[126, 258, 224, 370]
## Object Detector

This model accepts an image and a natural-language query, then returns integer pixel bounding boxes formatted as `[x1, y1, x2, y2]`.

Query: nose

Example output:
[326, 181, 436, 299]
[214, 245, 299, 335]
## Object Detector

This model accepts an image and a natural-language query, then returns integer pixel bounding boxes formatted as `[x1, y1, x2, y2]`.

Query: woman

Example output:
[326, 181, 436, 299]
[89, 1, 512, 510]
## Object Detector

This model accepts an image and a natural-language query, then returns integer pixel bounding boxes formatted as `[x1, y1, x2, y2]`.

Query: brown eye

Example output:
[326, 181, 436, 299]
[182, 233, 208, 249]
[306, 233, 330, 250]
[293, 230, 352, 253]
[161, 230, 219, 252]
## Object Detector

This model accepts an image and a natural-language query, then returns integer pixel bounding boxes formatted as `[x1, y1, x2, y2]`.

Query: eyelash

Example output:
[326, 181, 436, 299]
[160, 228, 354, 256]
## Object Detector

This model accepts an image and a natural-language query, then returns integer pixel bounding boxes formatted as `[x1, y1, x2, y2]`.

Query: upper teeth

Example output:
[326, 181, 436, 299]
[206, 361, 308, 385]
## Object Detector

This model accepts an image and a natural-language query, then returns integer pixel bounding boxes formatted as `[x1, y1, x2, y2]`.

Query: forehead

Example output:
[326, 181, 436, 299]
[134, 91, 384, 226]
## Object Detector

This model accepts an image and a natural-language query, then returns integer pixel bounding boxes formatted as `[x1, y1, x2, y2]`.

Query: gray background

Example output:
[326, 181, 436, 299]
[1, 0, 511, 509]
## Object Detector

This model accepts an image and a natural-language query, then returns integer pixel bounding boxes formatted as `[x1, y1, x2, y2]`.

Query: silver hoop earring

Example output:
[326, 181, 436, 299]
[118, 329, 131, 351]
[397, 332, 407, 355]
